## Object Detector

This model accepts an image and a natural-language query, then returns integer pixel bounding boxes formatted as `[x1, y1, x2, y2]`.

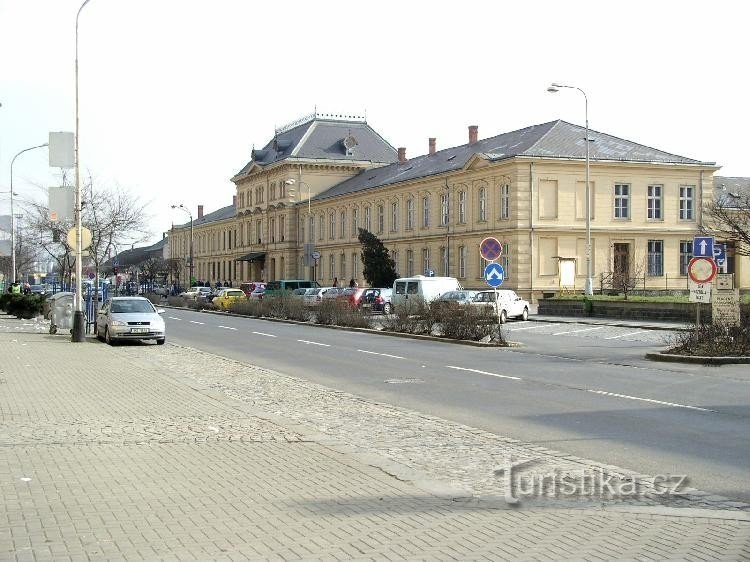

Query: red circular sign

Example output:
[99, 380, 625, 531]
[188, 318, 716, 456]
[480, 237, 503, 261]
[687, 257, 717, 284]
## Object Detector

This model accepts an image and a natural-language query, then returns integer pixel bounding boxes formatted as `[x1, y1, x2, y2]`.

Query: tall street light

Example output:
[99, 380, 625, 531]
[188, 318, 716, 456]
[9, 143, 49, 283]
[547, 82, 593, 296]
[72, 0, 93, 342]
[171, 204, 193, 287]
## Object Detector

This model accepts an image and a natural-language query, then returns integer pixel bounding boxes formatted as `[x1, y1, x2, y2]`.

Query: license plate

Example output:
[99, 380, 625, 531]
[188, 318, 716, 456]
[130, 327, 148, 333]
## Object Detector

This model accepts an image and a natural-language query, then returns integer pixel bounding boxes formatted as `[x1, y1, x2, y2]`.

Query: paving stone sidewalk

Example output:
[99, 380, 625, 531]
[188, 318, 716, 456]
[1, 316, 749, 561]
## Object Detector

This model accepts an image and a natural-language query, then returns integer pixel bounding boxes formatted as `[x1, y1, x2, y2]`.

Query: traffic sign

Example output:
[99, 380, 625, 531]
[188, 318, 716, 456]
[311, 251, 321, 260]
[692, 236, 714, 258]
[687, 257, 718, 284]
[689, 281, 712, 303]
[484, 263, 505, 288]
[713, 243, 726, 267]
[479, 237, 503, 261]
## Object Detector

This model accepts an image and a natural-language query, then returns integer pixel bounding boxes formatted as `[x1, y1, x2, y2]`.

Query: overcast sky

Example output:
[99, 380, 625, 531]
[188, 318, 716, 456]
[1, 0, 748, 246]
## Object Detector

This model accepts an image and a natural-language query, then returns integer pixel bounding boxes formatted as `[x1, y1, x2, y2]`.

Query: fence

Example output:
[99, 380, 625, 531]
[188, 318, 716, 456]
[599, 272, 691, 295]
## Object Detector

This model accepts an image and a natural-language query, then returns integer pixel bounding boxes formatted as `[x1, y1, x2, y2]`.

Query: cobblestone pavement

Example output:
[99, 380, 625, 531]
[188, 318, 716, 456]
[1, 316, 749, 561]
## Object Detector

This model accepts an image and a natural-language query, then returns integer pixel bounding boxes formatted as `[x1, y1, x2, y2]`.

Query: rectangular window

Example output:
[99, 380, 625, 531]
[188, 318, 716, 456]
[440, 193, 449, 226]
[458, 190, 466, 223]
[340, 211, 346, 239]
[340, 253, 346, 279]
[269, 218, 275, 243]
[422, 248, 430, 275]
[501, 183, 510, 220]
[364, 206, 372, 232]
[440, 246, 447, 276]
[309, 216, 314, 243]
[479, 256, 488, 277]
[647, 185, 662, 220]
[329, 254, 335, 280]
[391, 202, 398, 232]
[478, 187, 487, 222]
[614, 184, 630, 219]
[422, 196, 430, 228]
[352, 208, 359, 237]
[679, 185, 694, 220]
[256, 221, 262, 245]
[539, 180, 558, 219]
[406, 250, 414, 277]
[319, 215, 324, 240]
[647, 240, 663, 276]
[329, 213, 335, 240]
[278, 216, 285, 242]
[679, 241, 692, 275]
[391, 250, 399, 275]
[502, 243, 510, 280]
[299, 219, 304, 244]
[377, 205, 384, 234]
[352, 252, 358, 278]
[406, 198, 414, 230]
[458, 246, 466, 278]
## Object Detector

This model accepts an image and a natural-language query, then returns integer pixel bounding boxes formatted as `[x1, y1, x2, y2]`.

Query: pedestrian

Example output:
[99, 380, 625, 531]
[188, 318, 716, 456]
[333, 277, 338, 287]
[349, 278, 357, 288]
[216, 280, 222, 289]
[23, 282, 31, 295]
[10, 280, 21, 294]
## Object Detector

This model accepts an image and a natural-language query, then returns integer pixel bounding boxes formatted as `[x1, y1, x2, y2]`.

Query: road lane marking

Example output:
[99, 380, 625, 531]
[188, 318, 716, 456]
[446, 366, 522, 381]
[553, 326, 605, 336]
[507, 323, 559, 331]
[167, 316, 182, 321]
[252, 331, 277, 338]
[358, 349, 405, 359]
[586, 389, 712, 412]
[218, 325, 237, 331]
[298, 340, 331, 347]
[604, 330, 648, 340]
[189, 320, 205, 325]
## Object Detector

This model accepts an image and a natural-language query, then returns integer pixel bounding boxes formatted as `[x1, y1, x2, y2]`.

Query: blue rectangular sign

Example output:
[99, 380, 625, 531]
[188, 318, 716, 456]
[692, 236, 714, 258]
[713, 243, 726, 266]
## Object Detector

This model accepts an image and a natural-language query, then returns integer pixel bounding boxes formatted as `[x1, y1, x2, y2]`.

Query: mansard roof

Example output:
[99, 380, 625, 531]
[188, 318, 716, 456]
[315, 120, 714, 201]
[173, 204, 236, 229]
[232, 113, 398, 181]
[714, 176, 750, 207]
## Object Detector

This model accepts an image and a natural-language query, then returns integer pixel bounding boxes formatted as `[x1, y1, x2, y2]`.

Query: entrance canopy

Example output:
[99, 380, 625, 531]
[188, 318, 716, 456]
[238, 251, 266, 262]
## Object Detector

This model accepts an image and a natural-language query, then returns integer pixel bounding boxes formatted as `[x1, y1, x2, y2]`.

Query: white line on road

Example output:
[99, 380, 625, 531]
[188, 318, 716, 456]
[446, 366, 522, 381]
[252, 331, 277, 338]
[189, 320, 205, 325]
[218, 325, 237, 331]
[604, 330, 648, 340]
[507, 323, 559, 331]
[167, 316, 182, 321]
[357, 349, 405, 359]
[552, 326, 606, 336]
[586, 389, 712, 412]
[298, 340, 331, 347]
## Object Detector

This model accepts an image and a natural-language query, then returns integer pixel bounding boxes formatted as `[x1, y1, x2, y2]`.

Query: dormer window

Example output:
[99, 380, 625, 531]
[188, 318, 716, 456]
[341, 135, 358, 156]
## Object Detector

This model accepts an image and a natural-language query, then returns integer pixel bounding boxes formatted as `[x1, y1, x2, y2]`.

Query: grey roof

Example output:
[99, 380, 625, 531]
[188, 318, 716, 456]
[108, 238, 166, 267]
[233, 117, 398, 179]
[173, 204, 235, 229]
[714, 176, 750, 207]
[316, 120, 713, 201]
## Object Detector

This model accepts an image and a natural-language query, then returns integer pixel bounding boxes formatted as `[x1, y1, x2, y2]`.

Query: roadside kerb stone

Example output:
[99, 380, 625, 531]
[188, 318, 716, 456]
[646, 352, 750, 365]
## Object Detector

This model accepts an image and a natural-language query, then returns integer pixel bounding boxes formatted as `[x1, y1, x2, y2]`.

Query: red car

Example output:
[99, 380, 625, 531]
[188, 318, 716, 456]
[337, 287, 366, 308]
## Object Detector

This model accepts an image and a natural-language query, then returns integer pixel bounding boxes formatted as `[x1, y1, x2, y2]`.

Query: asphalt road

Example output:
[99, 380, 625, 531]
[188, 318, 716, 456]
[160, 308, 750, 503]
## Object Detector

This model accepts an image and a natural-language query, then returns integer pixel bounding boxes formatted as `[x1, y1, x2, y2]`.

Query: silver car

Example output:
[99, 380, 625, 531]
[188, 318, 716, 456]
[96, 296, 166, 345]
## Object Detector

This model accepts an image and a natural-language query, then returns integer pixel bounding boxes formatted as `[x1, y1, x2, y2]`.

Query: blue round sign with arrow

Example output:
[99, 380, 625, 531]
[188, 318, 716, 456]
[484, 262, 505, 288]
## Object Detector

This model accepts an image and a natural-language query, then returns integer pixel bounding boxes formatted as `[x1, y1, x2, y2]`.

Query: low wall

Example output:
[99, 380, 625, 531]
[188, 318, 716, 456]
[538, 299, 750, 323]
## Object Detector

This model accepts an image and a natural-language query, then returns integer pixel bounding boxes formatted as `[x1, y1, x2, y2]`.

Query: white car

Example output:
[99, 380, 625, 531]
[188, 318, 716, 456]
[472, 290, 530, 323]
[181, 286, 211, 300]
[96, 296, 166, 345]
[303, 287, 334, 306]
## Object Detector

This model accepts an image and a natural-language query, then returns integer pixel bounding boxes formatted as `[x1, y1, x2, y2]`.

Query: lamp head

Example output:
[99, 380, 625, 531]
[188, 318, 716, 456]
[547, 85, 560, 93]
[284, 179, 295, 185]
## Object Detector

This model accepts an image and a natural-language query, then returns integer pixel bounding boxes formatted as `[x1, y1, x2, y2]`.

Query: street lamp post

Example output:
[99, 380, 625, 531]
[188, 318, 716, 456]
[547, 82, 593, 296]
[284, 178, 313, 281]
[9, 143, 49, 283]
[171, 204, 193, 288]
[72, 0, 93, 342]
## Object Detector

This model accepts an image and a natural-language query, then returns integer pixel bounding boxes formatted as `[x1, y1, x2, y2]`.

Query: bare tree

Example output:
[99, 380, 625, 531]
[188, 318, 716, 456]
[704, 190, 750, 257]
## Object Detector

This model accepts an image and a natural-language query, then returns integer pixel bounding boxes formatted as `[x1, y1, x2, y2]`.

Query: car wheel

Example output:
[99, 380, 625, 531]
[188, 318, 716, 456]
[104, 327, 116, 346]
[156, 338, 165, 345]
[498, 309, 508, 324]
[383, 303, 392, 314]
[520, 307, 529, 321]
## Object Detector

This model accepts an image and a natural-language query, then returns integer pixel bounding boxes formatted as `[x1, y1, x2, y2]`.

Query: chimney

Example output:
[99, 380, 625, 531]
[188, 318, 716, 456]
[232, 195, 237, 208]
[469, 125, 478, 145]
[398, 147, 407, 163]
[429, 138, 436, 155]
[197, 205, 204, 219]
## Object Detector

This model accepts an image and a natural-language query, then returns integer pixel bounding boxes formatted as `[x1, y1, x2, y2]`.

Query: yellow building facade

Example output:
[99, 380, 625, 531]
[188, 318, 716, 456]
[169, 114, 747, 299]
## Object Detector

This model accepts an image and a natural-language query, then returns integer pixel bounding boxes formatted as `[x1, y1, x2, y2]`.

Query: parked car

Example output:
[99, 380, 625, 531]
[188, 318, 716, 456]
[213, 288, 247, 310]
[303, 287, 334, 306]
[433, 290, 480, 309]
[96, 296, 166, 345]
[30, 284, 50, 295]
[337, 287, 366, 308]
[392, 275, 461, 309]
[291, 287, 309, 299]
[263, 279, 319, 298]
[360, 288, 393, 314]
[472, 289, 530, 323]
[249, 286, 266, 299]
[239, 281, 265, 296]
[180, 286, 211, 301]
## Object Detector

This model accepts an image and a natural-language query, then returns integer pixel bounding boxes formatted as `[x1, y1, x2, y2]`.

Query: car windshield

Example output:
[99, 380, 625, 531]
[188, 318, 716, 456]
[111, 300, 155, 314]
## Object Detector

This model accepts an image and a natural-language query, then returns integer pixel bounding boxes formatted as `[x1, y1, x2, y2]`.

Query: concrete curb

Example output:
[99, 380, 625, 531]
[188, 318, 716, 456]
[534, 315, 690, 332]
[645, 352, 750, 365]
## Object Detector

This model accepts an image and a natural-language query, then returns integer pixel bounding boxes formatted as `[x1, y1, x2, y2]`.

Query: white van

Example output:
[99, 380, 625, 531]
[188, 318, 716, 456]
[392, 276, 461, 309]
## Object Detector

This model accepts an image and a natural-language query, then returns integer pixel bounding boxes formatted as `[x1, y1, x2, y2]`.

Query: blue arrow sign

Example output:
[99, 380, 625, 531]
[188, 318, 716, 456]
[484, 262, 505, 288]
[692, 236, 714, 258]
